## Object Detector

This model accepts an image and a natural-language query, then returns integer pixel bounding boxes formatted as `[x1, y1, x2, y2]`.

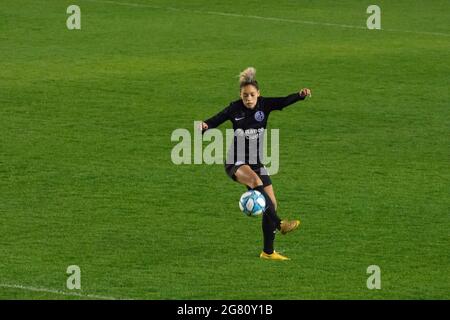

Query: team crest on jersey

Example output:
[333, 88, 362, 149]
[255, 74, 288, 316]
[254, 111, 265, 122]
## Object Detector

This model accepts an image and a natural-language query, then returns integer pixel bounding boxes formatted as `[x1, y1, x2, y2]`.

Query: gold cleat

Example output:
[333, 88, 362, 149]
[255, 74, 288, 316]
[259, 251, 290, 261]
[280, 219, 301, 235]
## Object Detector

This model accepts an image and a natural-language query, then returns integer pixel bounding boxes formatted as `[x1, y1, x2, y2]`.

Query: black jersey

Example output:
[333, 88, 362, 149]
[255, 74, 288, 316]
[203, 93, 305, 165]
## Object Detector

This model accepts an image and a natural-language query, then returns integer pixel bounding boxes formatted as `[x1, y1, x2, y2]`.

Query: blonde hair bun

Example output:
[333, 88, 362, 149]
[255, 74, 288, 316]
[239, 67, 257, 85]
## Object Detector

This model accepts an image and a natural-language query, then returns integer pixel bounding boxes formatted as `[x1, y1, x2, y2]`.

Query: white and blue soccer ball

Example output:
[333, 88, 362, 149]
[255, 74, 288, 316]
[239, 190, 266, 217]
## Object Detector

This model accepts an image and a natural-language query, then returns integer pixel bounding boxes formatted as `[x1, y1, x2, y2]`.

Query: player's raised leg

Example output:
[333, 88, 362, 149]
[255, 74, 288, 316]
[235, 165, 281, 228]
[264, 183, 300, 235]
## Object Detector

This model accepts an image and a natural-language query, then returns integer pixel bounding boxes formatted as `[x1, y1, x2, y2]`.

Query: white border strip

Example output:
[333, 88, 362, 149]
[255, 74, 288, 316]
[0, 283, 130, 300]
[84, 0, 450, 37]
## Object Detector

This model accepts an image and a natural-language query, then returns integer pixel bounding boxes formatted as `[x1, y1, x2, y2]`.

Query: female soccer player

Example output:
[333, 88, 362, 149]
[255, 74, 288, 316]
[198, 67, 311, 261]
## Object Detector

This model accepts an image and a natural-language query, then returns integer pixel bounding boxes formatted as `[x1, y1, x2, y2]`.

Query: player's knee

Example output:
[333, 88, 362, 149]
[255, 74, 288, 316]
[248, 175, 263, 189]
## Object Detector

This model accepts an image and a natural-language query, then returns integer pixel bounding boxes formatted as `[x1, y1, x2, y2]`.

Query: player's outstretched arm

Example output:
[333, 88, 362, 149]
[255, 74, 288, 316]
[264, 87, 312, 111]
[198, 104, 231, 132]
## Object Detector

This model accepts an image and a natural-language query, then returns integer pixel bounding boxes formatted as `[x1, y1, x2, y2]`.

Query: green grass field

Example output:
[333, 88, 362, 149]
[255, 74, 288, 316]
[1, 0, 449, 299]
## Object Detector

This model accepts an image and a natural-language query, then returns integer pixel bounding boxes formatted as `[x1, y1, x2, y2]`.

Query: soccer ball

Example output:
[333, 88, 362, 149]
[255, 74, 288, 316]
[239, 190, 266, 217]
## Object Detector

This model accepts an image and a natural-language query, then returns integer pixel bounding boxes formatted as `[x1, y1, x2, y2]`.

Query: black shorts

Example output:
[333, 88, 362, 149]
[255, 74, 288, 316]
[224, 162, 272, 188]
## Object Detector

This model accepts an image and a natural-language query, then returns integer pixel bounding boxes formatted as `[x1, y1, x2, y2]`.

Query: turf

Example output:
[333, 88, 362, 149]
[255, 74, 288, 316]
[0, 0, 449, 299]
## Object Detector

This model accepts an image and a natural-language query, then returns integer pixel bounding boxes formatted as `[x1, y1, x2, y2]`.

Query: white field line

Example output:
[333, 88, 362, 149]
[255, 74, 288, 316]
[0, 283, 131, 300]
[84, 0, 450, 37]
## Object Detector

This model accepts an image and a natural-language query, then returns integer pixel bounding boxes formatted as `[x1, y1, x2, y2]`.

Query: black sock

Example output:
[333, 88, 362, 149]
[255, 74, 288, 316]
[262, 213, 276, 254]
[253, 185, 281, 229]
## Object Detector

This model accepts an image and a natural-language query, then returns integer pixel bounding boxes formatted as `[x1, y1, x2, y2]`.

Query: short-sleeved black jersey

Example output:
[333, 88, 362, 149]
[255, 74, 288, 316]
[202, 93, 305, 165]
